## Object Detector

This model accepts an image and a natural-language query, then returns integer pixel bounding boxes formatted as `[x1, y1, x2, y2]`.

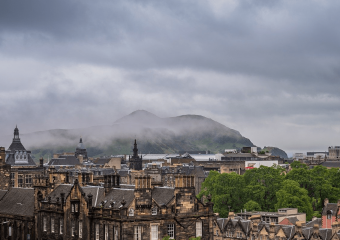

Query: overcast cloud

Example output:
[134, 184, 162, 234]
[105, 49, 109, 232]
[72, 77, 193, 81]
[1, 0, 340, 155]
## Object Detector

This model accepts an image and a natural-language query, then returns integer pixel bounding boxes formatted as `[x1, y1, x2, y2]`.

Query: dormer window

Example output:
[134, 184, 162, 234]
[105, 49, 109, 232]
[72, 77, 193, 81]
[152, 207, 157, 215]
[129, 208, 134, 216]
[327, 213, 332, 219]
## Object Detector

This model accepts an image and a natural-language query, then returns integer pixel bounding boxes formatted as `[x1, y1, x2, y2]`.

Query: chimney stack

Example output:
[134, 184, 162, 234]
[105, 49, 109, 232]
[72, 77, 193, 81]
[0, 147, 6, 164]
[324, 198, 329, 207]
[40, 158, 44, 168]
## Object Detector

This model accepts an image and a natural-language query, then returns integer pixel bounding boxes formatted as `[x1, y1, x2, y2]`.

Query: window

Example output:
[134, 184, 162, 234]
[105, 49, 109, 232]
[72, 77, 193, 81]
[18, 174, 24, 187]
[196, 221, 202, 237]
[152, 207, 157, 215]
[79, 221, 83, 238]
[168, 224, 175, 239]
[43, 217, 47, 232]
[129, 208, 134, 216]
[115, 229, 119, 240]
[51, 218, 55, 233]
[216, 230, 219, 236]
[71, 221, 75, 237]
[25, 175, 32, 184]
[251, 234, 255, 240]
[10, 173, 15, 187]
[151, 225, 158, 240]
[72, 202, 79, 213]
[60, 219, 63, 234]
[134, 226, 142, 240]
[96, 224, 100, 240]
[105, 224, 109, 240]
[327, 213, 332, 219]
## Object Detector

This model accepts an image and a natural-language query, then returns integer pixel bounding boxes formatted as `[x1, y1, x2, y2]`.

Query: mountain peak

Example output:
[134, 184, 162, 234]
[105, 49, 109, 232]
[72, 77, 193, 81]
[114, 110, 162, 126]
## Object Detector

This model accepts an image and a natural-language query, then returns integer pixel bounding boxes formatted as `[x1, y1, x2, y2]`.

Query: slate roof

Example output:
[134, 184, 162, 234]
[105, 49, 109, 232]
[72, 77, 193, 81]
[306, 218, 322, 228]
[321, 161, 340, 168]
[101, 188, 135, 209]
[48, 155, 80, 166]
[93, 158, 111, 165]
[302, 227, 313, 239]
[319, 228, 333, 240]
[0, 188, 34, 217]
[322, 203, 338, 216]
[152, 187, 175, 206]
[216, 218, 228, 230]
[45, 184, 73, 203]
[118, 170, 130, 177]
[82, 186, 105, 207]
[8, 140, 26, 151]
[0, 190, 8, 200]
[258, 223, 295, 239]
[5, 153, 36, 166]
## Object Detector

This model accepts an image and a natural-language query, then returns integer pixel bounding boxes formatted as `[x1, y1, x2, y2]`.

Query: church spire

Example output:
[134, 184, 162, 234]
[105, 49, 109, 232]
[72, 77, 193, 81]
[133, 139, 138, 158]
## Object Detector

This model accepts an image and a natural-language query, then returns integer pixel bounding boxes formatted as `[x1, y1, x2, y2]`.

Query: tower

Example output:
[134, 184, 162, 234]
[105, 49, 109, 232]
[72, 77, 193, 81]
[129, 139, 142, 170]
[5, 126, 36, 166]
[75, 137, 88, 160]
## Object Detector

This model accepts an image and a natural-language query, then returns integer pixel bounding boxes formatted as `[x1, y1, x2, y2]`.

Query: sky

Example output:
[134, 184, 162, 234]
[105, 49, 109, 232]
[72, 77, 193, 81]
[1, 0, 340, 156]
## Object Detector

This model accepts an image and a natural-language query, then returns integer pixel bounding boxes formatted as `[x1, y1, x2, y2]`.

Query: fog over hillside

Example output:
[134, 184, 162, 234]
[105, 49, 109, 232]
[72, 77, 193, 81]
[0, 110, 254, 157]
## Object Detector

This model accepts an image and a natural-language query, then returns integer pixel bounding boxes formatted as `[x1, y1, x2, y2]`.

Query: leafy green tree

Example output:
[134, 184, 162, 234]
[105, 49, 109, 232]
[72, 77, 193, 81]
[198, 171, 245, 217]
[243, 200, 261, 211]
[275, 179, 313, 220]
[290, 161, 308, 169]
[243, 166, 285, 211]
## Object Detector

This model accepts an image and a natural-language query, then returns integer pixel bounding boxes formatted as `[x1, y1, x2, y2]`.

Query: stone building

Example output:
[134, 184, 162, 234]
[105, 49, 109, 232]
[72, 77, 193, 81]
[33, 173, 214, 240]
[212, 213, 339, 240]
[5, 126, 36, 167]
[328, 147, 340, 160]
[0, 147, 11, 190]
[0, 188, 36, 239]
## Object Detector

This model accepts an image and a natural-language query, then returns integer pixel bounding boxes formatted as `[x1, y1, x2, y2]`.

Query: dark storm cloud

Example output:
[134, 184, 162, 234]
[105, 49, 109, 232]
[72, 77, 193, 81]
[0, 0, 340, 154]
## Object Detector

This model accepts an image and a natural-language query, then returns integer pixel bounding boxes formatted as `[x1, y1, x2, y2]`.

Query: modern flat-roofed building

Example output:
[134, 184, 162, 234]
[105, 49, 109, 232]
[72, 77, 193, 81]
[237, 208, 306, 224]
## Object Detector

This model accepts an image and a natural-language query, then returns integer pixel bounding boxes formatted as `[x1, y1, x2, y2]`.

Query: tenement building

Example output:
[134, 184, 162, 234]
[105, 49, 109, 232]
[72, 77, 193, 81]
[0, 171, 215, 239]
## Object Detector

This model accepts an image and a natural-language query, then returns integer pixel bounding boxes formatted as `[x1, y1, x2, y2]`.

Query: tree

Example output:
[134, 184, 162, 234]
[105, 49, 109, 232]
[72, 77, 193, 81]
[290, 161, 308, 169]
[198, 171, 246, 217]
[243, 166, 285, 211]
[243, 200, 261, 211]
[275, 180, 313, 220]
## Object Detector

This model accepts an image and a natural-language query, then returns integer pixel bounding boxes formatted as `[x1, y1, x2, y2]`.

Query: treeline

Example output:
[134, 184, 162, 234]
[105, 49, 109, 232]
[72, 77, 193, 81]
[197, 161, 340, 221]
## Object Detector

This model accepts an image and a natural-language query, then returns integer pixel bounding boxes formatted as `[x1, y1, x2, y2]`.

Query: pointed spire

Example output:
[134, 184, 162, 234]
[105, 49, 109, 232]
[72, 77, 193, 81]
[133, 139, 138, 158]
[79, 137, 83, 143]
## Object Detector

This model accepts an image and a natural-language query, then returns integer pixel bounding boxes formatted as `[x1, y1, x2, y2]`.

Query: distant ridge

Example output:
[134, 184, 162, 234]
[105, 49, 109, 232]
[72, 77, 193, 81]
[0, 110, 255, 160]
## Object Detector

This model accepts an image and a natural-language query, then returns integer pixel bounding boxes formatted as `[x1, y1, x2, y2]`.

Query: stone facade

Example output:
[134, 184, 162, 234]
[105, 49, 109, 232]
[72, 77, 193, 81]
[33, 174, 215, 240]
[0, 147, 11, 190]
